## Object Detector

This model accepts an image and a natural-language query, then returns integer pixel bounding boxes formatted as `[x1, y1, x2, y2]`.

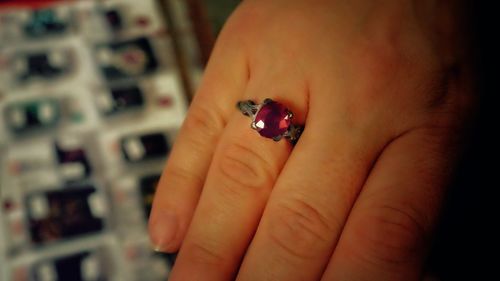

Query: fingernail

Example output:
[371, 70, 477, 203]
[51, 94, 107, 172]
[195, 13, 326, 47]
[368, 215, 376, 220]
[149, 209, 178, 252]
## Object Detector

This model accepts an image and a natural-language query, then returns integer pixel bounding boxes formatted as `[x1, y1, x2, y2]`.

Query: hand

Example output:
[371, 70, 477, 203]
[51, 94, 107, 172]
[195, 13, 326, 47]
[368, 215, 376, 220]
[149, 0, 474, 280]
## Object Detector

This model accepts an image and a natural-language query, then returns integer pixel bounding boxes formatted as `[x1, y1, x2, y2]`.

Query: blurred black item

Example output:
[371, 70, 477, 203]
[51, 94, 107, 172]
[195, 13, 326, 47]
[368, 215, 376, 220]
[14, 51, 72, 82]
[55, 142, 92, 182]
[102, 83, 145, 115]
[32, 251, 107, 281]
[26, 186, 104, 245]
[24, 9, 68, 38]
[120, 132, 169, 163]
[96, 37, 158, 81]
[104, 9, 124, 32]
[139, 173, 161, 218]
[4, 99, 60, 134]
[156, 252, 177, 268]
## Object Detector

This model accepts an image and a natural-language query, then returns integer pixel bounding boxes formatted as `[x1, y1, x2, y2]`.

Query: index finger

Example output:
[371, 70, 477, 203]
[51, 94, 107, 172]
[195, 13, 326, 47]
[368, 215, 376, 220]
[148, 19, 249, 252]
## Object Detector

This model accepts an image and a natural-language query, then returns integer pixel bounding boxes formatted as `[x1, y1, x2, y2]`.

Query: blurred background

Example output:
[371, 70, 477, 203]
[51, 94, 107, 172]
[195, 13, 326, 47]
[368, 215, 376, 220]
[0, 0, 238, 280]
[0, 1, 495, 281]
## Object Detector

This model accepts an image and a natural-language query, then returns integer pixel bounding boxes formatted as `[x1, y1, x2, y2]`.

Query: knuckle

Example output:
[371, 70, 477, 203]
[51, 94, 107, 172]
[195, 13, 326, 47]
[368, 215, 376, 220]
[165, 165, 204, 191]
[352, 204, 428, 265]
[356, 36, 405, 75]
[185, 240, 226, 267]
[217, 141, 274, 190]
[183, 104, 225, 140]
[267, 198, 334, 260]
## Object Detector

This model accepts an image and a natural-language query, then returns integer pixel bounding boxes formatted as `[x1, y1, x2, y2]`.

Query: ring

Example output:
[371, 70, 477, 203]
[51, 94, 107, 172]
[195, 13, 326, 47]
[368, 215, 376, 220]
[237, 98, 303, 145]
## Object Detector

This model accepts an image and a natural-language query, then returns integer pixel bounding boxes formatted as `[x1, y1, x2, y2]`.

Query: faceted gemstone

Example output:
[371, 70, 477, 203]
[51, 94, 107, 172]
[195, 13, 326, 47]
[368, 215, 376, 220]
[254, 101, 291, 138]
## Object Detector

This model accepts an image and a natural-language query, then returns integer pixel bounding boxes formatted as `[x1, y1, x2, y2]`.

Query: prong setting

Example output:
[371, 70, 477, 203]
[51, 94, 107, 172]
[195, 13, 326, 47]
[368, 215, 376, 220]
[284, 124, 303, 145]
[237, 98, 303, 145]
[263, 98, 273, 104]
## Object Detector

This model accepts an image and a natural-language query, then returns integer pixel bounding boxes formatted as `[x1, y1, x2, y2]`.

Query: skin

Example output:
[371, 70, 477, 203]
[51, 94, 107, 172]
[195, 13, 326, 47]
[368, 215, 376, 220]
[149, 0, 475, 280]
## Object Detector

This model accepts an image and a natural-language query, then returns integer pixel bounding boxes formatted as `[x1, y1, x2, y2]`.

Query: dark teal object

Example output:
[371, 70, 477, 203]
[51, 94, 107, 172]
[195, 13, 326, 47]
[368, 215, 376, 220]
[24, 9, 67, 38]
[4, 99, 61, 134]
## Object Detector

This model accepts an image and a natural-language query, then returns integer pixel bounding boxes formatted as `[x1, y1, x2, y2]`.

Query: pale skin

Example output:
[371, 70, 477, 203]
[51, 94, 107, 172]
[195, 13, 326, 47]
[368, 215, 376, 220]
[149, 0, 474, 280]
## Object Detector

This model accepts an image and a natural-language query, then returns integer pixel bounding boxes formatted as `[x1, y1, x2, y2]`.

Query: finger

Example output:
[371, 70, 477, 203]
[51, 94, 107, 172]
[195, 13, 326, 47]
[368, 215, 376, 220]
[167, 57, 309, 281]
[235, 97, 387, 281]
[321, 127, 459, 281]
[148, 19, 249, 252]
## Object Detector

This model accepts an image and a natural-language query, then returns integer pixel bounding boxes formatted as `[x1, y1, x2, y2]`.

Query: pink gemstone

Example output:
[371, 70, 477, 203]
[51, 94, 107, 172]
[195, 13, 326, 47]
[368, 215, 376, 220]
[254, 101, 291, 138]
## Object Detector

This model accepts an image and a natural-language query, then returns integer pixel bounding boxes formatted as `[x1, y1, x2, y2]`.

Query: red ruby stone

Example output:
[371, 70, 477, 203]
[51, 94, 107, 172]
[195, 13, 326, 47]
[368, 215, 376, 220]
[254, 101, 291, 138]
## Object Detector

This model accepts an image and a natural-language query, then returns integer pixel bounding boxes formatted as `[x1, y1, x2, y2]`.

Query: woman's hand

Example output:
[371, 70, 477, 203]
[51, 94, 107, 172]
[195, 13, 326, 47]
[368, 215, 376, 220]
[149, 0, 473, 280]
